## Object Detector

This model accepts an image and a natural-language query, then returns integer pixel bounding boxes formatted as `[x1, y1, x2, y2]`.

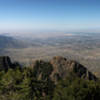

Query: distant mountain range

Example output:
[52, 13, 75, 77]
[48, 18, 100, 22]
[0, 35, 29, 49]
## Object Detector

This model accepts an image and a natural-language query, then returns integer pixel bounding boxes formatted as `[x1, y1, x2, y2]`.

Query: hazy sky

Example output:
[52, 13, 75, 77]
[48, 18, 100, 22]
[0, 0, 100, 33]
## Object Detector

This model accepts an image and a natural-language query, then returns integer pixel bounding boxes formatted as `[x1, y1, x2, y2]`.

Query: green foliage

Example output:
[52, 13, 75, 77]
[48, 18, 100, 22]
[0, 64, 54, 100]
[0, 68, 23, 100]
[53, 73, 100, 100]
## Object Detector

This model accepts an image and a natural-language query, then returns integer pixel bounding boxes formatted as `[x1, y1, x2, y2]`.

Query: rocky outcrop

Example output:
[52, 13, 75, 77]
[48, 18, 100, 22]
[30, 56, 97, 83]
[0, 56, 12, 71]
[50, 56, 97, 82]
[0, 56, 97, 82]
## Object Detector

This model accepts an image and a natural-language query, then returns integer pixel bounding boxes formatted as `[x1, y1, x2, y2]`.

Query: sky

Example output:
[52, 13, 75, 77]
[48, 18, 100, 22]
[0, 0, 100, 33]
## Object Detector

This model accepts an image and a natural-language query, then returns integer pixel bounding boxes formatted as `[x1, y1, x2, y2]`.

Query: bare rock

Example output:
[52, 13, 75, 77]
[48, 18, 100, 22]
[50, 56, 97, 82]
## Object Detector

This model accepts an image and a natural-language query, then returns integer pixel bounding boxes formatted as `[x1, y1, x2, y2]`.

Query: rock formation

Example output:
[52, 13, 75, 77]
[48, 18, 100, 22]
[50, 56, 97, 82]
[30, 56, 97, 83]
[0, 56, 12, 71]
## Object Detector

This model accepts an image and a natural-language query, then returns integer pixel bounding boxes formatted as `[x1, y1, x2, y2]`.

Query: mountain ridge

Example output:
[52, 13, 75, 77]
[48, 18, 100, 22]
[0, 56, 97, 82]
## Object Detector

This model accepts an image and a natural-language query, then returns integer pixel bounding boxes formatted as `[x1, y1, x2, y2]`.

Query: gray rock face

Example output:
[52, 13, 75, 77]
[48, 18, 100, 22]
[50, 56, 97, 82]
[0, 56, 12, 71]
